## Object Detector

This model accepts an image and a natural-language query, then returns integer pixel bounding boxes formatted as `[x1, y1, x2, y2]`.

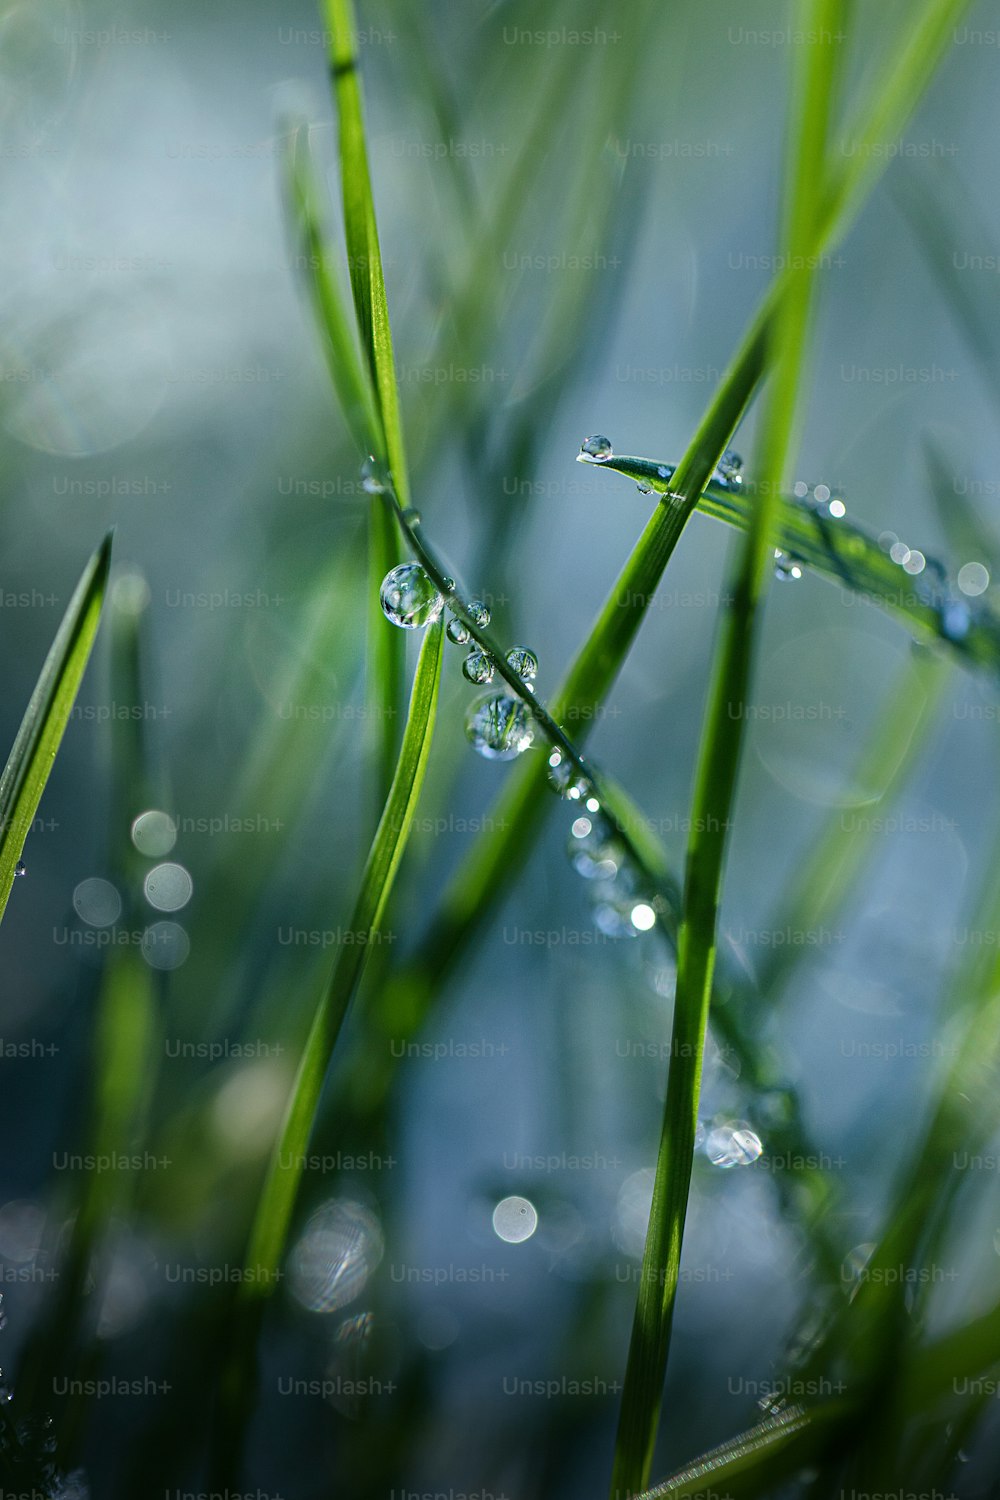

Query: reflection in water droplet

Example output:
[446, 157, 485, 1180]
[958, 561, 989, 597]
[290, 1200, 384, 1313]
[446, 616, 470, 646]
[462, 650, 495, 685]
[400, 507, 422, 526]
[714, 450, 743, 490]
[14, 861, 26, 877]
[143, 862, 192, 913]
[360, 456, 386, 494]
[131, 810, 177, 858]
[466, 599, 491, 628]
[492, 1195, 537, 1243]
[73, 877, 121, 928]
[505, 647, 538, 683]
[705, 1120, 763, 1168]
[546, 749, 590, 802]
[379, 564, 443, 629]
[141, 921, 189, 971]
[465, 694, 534, 760]
[580, 434, 612, 460]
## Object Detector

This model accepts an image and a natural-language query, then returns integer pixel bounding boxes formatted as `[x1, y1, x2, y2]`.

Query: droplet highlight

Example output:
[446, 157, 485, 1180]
[379, 564, 443, 630]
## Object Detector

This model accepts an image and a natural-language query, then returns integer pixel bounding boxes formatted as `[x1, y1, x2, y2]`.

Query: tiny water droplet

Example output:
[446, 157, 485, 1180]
[580, 434, 612, 460]
[713, 450, 743, 490]
[505, 647, 538, 683]
[462, 650, 495, 685]
[14, 861, 26, 877]
[379, 564, 443, 629]
[773, 550, 802, 581]
[656, 464, 673, 481]
[441, 576, 456, 593]
[568, 815, 625, 881]
[400, 507, 422, 526]
[636, 481, 653, 495]
[446, 617, 470, 645]
[465, 694, 535, 760]
[546, 749, 591, 802]
[360, 456, 387, 494]
[466, 599, 491, 628]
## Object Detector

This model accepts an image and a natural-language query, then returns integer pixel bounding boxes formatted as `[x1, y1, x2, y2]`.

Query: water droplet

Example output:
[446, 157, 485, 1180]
[462, 650, 495, 685]
[466, 599, 491, 628]
[902, 550, 926, 576]
[546, 749, 591, 802]
[713, 450, 743, 490]
[144, 862, 193, 913]
[958, 561, 989, 596]
[813, 483, 831, 503]
[636, 481, 654, 495]
[793, 480, 809, 499]
[379, 564, 443, 630]
[773, 550, 802, 581]
[492, 1195, 538, 1243]
[828, 497, 846, 519]
[14, 861, 26, 878]
[360, 456, 387, 494]
[131, 809, 177, 857]
[465, 694, 535, 760]
[580, 434, 612, 461]
[941, 600, 972, 642]
[591, 891, 641, 938]
[705, 1120, 763, 1168]
[505, 647, 538, 683]
[400, 506, 422, 526]
[446, 617, 470, 645]
[889, 541, 910, 565]
[567, 815, 625, 881]
[290, 1200, 384, 1314]
[441, 576, 456, 593]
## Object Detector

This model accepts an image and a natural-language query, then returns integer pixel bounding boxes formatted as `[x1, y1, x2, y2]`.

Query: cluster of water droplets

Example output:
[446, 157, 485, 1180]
[876, 528, 991, 645]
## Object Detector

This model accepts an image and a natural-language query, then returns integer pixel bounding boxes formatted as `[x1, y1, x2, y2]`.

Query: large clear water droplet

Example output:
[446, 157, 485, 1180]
[379, 564, 443, 629]
[505, 647, 538, 683]
[466, 599, 491, 628]
[773, 550, 802, 581]
[462, 650, 495, 685]
[580, 434, 612, 460]
[705, 1120, 763, 1168]
[465, 694, 535, 760]
[446, 616, 470, 645]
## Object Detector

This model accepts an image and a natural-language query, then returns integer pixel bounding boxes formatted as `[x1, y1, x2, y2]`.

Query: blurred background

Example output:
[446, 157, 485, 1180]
[1, 0, 1000, 1494]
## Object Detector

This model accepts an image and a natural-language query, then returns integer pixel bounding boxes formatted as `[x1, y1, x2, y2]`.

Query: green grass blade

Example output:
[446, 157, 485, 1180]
[610, 5, 842, 1489]
[282, 121, 383, 457]
[241, 614, 444, 1290]
[0, 531, 112, 924]
[580, 454, 996, 671]
[323, 0, 408, 505]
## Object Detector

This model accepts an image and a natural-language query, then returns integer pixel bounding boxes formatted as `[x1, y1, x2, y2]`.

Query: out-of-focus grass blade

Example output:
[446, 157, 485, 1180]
[0, 531, 112, 926]
[610, 4, 841, 1488]
[282, 122, 382, 457]
[924, 437, 999, 573]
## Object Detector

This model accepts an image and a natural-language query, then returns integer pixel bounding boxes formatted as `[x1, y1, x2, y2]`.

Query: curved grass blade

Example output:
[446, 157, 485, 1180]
[0, 530, 112, 926]
[243, 614, 443, 1288]
[215, 618, 445, 1477]
[581, 454, 994, 670]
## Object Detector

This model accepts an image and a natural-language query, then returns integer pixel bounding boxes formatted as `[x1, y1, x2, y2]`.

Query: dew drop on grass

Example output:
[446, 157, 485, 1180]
[958, 561, 989, 596]
[446, 616, 470, 645]
[13, 861, 25, 877]
[360, 456, 387, 494]
[465, 694, 534, 760]
[567, 815, 624, 881]
[400, 507, 422, 526]
[580, 434, 612, 460]
[773, 550, 802, 581]
[379, 563, 443, 629]
[505, 646, 537, 682]
[466, 599, 491, 628]
[546, 748, 591, 802]
[462, 650, 495, 685]
[705, 1120, 763, 1168]
[713, 450, 743, 490]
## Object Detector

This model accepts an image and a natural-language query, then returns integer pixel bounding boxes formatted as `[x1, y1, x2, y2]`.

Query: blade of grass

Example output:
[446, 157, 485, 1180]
[0, 531, 112, 925]
[215, 616, 445, 1474]
[610, 5, 842, 1490]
